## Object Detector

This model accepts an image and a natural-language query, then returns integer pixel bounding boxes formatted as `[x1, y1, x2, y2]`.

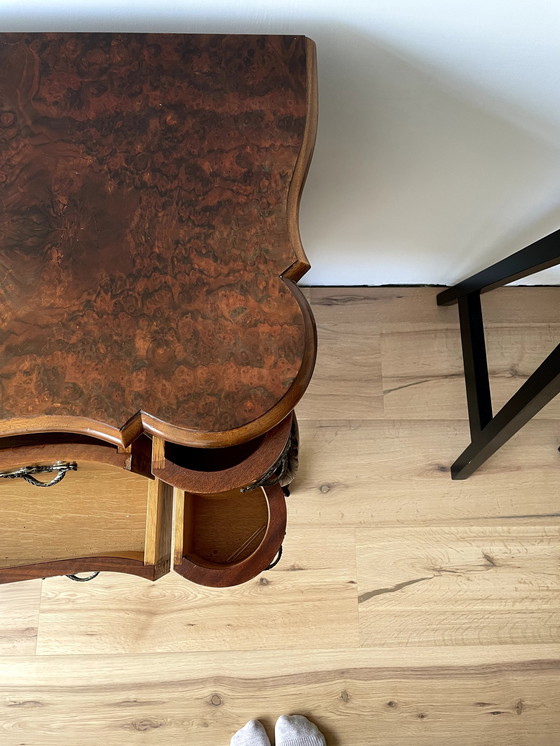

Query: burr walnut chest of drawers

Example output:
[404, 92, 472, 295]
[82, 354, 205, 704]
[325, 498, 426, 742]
[0, 32, 317, 587]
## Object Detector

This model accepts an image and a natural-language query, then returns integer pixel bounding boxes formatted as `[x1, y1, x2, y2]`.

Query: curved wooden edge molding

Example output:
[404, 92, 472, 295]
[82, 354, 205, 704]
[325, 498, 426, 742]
[284, 37, 318, 283]
[0, 441, 126, 471]
[174, 484, 287, 587]
[0, 417, 128, 449]
[152, 413, 293, 493]
[139, 282, 316, 448]
[0, 554, 158, 585]
[0, 434, 153, 478]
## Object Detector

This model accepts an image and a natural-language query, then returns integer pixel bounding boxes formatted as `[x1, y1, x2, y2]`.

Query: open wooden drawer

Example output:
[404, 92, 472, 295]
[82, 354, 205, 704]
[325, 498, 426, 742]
[0, 416, 295, 586]
[173, 483, 287, 587]
[151, 414, 295, 494]
[156, 414, 294, 587]
[0, 436, 173, 584]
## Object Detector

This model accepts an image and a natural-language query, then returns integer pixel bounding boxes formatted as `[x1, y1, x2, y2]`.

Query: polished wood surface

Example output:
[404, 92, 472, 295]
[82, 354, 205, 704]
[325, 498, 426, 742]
[0, 33, 317, 448]
[0, 287, 557, 745]
[0, 554, 156, 584]
[0, 436, 146, 473]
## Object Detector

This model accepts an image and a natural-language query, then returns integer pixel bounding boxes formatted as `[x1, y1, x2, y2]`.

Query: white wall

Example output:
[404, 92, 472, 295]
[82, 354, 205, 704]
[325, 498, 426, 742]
[3, 0, 560, 285]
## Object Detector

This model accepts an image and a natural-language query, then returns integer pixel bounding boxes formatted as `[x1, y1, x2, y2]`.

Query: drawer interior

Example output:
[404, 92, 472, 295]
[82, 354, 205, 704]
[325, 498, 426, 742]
[179, 489, 269, 565]
[165, 438, 265, 473]
[173, 484, 287, 587]
[152, 415, 292, 495]
[0, 461, 150, 568]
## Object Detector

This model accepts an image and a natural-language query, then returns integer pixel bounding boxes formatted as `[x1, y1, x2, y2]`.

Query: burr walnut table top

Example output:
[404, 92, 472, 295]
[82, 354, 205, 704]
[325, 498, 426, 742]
[0, 33, 317, 448]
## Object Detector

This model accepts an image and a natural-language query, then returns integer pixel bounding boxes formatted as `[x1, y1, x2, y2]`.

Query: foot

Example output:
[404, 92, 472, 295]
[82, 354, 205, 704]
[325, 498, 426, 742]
[275, 715, 326, 745]
[231, 720, 271, 746]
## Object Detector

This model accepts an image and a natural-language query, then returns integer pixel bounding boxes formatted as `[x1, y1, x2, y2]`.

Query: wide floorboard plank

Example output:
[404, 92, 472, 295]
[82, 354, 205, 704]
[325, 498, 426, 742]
[0, 647, 558, 745]
[35, 527, 358, 655]
[357, 525, 560, 647]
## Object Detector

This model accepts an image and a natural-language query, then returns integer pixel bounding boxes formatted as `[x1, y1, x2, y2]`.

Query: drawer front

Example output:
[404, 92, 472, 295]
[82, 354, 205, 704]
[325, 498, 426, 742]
[152, 414, 296, 494]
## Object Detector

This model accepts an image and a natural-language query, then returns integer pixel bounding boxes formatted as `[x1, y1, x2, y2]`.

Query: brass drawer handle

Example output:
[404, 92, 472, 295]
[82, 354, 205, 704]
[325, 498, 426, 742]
[0, 462, 77, 487]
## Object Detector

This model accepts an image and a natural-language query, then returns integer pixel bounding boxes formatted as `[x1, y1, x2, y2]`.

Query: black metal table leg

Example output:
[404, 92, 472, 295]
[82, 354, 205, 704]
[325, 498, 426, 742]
[437, 229, 560, 479]
[458, 292, 493, 438]
[451, 344, 560, 479]
[437, 228, 560, 304]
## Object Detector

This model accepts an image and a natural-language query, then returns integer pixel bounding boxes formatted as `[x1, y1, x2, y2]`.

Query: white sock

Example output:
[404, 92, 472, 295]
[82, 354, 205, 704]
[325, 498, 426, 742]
[231, 719, 271, 746]
[275, 715, 326, 746]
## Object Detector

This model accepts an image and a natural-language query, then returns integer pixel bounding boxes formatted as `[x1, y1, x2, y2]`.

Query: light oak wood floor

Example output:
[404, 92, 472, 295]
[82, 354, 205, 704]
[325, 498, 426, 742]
[0, 287, 558, 745]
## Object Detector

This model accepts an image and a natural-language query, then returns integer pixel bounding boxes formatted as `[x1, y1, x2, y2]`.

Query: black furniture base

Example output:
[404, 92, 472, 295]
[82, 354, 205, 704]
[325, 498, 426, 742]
[437, 229, 560, 479]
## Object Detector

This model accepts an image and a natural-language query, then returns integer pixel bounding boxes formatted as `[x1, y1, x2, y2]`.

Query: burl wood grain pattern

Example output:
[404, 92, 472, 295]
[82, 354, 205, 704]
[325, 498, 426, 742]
[0, 33, 317, 447]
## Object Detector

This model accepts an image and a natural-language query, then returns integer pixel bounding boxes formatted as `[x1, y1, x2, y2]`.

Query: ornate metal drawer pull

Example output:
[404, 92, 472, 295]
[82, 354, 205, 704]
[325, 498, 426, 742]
[66, 572, 100, 582]
[0, 462, 77, 487]
[241, 417, 299, 493]
[264, 545, 283, 571]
